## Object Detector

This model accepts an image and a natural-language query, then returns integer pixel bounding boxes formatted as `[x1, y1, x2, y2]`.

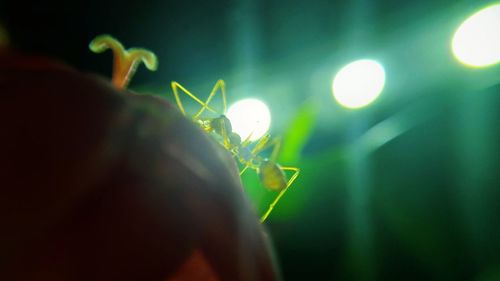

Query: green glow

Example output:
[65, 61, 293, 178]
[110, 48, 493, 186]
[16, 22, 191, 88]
[452, 4, 500, 67]
[332, 59, 386, 109]
[226, 98, 271, 141]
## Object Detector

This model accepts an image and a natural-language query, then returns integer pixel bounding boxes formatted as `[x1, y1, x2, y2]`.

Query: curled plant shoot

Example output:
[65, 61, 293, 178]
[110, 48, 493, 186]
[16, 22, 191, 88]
[89, 34, 158, 89]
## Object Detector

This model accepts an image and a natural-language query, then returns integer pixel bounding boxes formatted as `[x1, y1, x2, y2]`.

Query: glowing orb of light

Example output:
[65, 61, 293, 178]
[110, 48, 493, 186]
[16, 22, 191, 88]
[332, 59, 386, 109]
[226, 98, 271, 141]
[452, 4, 500, 67]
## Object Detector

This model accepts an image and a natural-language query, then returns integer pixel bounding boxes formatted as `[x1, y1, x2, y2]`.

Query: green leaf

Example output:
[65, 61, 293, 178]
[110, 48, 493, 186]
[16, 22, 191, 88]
[279, 102, 318, 164]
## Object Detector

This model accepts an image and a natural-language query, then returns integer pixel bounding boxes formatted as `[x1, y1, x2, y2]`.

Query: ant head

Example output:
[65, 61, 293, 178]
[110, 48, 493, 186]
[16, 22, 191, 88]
[210, 115, 232, 137]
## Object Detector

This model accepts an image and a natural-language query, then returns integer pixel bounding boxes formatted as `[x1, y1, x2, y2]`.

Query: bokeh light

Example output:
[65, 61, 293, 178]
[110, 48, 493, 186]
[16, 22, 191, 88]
[226, 98, 271, 141]
[452, 3, 500, 67]
[332, 59, 386, 109]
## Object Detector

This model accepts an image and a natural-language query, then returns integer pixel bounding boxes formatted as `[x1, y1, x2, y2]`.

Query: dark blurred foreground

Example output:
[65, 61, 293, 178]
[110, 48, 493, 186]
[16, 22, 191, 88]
[0, 51, 278, 281]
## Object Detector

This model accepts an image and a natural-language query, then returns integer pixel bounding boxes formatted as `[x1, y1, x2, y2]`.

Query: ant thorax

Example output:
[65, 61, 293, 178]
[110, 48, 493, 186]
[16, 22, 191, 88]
[237, 147, 262, 169]
[209, 115, 232, 136]
[238, 146, 253, 163]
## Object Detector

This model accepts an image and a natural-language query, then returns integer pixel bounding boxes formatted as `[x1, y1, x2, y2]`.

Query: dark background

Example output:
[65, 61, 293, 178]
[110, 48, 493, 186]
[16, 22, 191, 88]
[2, 0, 500, 280]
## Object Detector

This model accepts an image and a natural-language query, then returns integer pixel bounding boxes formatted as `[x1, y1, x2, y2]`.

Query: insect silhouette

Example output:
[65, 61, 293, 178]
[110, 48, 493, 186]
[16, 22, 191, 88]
[171, 81, 300, 222]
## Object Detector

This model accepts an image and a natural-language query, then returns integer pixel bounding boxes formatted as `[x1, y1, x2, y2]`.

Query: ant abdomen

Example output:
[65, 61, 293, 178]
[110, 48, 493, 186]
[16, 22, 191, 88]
[258, 159, 287, 191]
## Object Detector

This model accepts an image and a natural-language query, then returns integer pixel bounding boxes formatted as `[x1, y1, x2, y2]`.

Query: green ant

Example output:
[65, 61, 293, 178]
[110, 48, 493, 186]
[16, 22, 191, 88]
[171, 81, 300, 222]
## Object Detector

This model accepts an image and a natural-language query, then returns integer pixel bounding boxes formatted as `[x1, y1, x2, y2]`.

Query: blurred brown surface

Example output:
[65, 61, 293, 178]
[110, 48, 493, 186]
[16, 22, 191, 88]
[0, 52, 278, 281]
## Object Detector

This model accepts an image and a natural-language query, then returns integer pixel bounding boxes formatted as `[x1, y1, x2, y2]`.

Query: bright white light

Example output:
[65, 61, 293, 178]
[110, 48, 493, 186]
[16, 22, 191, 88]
[226, 98, 271, 141]
[452, 4, 500, 67]
[332, 59, 386, 109]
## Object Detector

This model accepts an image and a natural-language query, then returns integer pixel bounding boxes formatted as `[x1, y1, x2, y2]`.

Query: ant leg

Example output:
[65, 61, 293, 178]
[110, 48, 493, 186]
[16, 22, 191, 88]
[240, 132, 254, 147]
[268, 137, 282, 162]
[218, 117, 232, 149]
[281, 166, 300, 188]
[239, 165, 250, 176]
[171, 81, 218, 116]
[238, 161, 260, 178]
[193, 80, 227, 119]
[250, 134, 271, 155]
[251, 136, 282, 162]
[260, 166, 300, 222]
[237, 133, 269, 177]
